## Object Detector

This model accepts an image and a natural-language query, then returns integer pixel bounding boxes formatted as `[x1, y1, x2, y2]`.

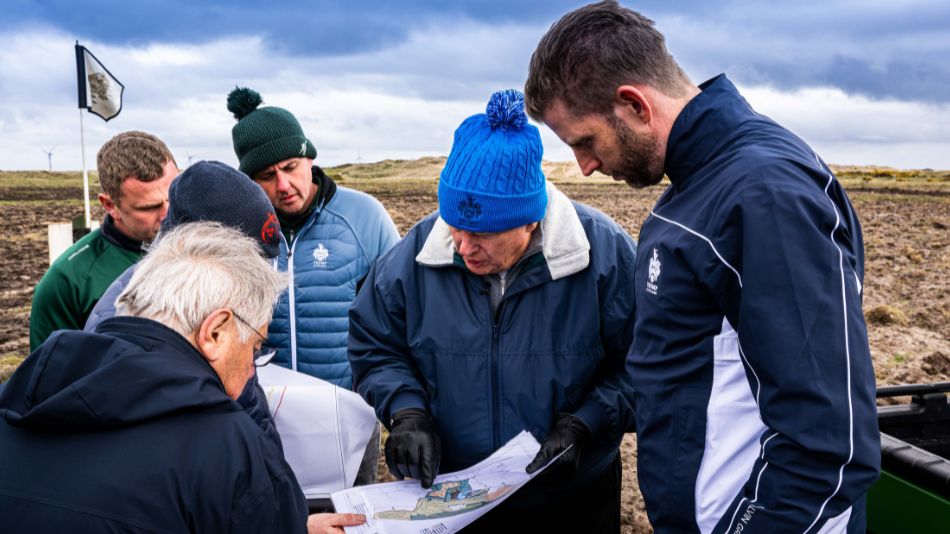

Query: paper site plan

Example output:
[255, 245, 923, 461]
[331, 430, 545, 534]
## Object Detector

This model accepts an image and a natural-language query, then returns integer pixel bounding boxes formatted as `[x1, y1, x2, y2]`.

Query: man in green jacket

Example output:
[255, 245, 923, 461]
[29, 131, 178, 351]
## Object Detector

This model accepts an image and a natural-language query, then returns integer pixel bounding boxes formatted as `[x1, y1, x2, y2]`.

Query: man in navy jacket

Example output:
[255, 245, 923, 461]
[0, 223, 363, 533]
[349, 90, 638, 533]
[526, 2, 880, 533]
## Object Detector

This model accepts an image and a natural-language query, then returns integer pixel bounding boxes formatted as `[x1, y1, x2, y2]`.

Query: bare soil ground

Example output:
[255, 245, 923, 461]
[1, 161, 948, 532]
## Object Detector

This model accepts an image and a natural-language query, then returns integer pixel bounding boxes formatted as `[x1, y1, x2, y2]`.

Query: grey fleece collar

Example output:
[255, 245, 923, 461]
[415, 182, 590, 281]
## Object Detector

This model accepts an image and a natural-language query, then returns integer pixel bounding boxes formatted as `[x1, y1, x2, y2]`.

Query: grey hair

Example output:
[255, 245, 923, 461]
[115, 221, 288, 341]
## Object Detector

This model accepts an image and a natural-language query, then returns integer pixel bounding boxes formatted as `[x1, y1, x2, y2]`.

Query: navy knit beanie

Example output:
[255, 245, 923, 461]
[161, 161, 281, 258]
[439, 89, 547, 233]
[227, 87, 317, 179]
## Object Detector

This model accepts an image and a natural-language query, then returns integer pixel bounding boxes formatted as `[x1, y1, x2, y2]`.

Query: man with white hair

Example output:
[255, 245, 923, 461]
[0, 223, 364, 533]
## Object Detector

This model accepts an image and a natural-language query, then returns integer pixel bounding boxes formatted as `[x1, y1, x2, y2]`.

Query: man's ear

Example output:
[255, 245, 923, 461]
[98, 192, 119, 218]
[614, 85, 654, 126]
[195, 309, 232, 364]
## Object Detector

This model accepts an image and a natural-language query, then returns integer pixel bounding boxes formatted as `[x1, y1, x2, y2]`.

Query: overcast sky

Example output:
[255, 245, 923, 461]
[2, 0, 948, 171]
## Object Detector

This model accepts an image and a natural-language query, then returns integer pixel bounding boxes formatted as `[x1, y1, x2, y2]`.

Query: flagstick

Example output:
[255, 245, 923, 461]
[79, 108, 91, 229]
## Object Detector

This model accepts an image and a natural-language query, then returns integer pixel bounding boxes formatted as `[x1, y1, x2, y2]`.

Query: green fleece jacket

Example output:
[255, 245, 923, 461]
[29, 220, 142, 351]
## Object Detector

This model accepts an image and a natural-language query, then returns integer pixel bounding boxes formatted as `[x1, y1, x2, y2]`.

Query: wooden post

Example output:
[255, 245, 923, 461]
[47, 223, 73, 265]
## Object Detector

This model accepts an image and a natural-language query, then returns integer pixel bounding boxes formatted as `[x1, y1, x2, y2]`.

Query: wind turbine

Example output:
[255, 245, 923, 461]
[41, 146, 55, 171]
[186, 153, 195, 167]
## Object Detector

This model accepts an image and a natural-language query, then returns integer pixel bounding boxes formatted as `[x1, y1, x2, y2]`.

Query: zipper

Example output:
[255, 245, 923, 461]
[284, 209, 322, 373]
[489, 293, 503, 452]
[285, 230, 299, 371]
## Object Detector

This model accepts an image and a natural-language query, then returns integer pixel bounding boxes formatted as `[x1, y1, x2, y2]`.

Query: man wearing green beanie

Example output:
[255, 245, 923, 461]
[227, 86, 399, 388]
[348, 90, 638, 533]
[227, 87, 400, 489]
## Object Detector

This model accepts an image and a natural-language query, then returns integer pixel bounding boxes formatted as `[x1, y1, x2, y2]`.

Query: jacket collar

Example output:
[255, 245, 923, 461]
[100, 213, 145, 253]
[416, 182, 590, 281]
[664, 74, 759, 189]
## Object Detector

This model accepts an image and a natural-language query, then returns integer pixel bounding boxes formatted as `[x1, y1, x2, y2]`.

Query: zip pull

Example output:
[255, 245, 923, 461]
[492, 323, 499, 340]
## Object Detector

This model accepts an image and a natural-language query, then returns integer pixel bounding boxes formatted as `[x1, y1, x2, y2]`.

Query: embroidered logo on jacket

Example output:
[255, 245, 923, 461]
[647, 247, 661, 295]
[313, 243, 330, 267]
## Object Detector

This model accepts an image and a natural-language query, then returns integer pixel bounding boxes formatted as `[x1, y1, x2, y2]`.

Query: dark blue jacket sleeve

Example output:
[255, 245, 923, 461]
[713, 175, 880, 533]
[228, 436, 308, 534]
[573, 223, 639, 437]
[237, 374, 283, 452]
[348, 260, 428, 426]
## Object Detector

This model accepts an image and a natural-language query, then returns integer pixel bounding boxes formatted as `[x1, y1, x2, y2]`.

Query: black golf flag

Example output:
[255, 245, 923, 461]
[75, 42, 124, 121]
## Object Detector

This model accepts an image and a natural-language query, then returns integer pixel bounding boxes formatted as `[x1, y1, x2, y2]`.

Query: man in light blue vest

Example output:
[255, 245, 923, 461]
[227, 87, 400, 389]
[227, 88, 400, 485]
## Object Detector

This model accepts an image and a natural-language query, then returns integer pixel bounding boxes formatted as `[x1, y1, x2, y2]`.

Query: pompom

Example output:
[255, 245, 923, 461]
[485, 89, 527, 131]
[227, 87, 263, 120]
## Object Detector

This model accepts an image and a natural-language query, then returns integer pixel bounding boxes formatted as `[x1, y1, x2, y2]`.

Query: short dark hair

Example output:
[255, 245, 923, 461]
[524, 1, 690, 119]
[96, 131, 176, 202]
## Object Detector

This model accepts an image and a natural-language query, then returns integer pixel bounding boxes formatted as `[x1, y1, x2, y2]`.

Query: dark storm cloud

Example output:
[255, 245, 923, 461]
[1, 0, 582, 56]
[3, 1, 948, 103]
[646, 1, 950, 104]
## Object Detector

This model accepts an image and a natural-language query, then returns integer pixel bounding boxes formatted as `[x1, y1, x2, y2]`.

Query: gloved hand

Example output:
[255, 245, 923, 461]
[525, 413, 592, 476]
[385, 408, 441, 488]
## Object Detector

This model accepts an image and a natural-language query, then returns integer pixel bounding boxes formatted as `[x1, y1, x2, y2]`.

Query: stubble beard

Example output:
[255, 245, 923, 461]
[609, 115, 665, 189]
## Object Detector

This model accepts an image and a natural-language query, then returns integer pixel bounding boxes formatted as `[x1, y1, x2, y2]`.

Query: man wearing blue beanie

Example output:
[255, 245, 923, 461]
[349, 90, 639, 533]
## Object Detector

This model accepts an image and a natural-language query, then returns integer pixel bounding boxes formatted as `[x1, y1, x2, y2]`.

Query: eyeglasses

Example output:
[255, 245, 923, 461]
[232, 311, 277, 367]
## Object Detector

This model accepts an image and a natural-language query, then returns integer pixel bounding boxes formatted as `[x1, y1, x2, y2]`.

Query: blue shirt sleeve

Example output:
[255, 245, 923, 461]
[84, 266, 135, 332]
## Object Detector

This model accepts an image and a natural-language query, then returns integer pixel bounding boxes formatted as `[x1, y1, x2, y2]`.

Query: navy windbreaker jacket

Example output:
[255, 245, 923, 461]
[0, 317, 308, 533]
[349, 183, 638, 506]
[629, 75, 879, 533]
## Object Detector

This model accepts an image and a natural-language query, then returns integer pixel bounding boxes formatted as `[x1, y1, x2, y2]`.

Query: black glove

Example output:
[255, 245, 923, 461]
[525, 413, 592, 476]
[385, 408, 441, 488]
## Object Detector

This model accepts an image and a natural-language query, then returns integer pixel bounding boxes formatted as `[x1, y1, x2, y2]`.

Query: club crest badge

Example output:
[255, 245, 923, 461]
[457, 195, 482, 226]
[646, 247, 661, 295]
[313, 243, 330, 267]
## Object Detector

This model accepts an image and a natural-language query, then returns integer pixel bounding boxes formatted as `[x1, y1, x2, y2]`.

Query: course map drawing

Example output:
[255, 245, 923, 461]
[331, 430, 550, 534]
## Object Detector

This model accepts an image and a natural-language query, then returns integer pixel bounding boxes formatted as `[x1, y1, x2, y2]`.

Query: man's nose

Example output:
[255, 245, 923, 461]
[576, 152, 601, 177]
[457, 233, 478, 255]
[275, 172, 292, 192]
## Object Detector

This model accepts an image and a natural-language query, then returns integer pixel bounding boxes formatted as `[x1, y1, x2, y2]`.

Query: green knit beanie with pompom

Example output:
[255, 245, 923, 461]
[226, 87, 317, 179]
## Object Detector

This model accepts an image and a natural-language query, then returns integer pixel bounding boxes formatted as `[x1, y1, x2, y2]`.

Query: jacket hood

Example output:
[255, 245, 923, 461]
[415, 181, 590, 280]
[0, 317, 236, 432]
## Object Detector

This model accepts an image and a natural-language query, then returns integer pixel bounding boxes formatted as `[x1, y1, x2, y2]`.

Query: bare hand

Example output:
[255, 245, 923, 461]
[307, 513, 366, 534]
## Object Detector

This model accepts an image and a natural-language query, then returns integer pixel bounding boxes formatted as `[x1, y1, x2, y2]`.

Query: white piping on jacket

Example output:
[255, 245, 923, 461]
[802, 156, 855, 534]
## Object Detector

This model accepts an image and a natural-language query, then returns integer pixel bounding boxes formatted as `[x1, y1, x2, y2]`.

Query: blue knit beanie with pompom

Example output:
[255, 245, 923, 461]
[439, 89, 547, 233]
